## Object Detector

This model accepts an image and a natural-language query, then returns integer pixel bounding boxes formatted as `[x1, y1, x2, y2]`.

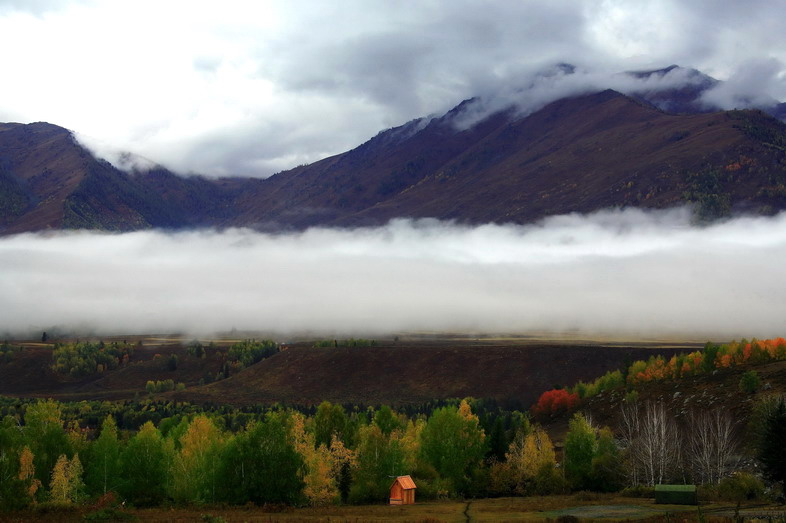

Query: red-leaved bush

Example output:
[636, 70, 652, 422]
[531, 388, 580, 418]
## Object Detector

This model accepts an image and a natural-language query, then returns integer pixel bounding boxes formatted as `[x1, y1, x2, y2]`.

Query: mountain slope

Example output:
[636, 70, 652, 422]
[0, 122, 92, 232]
[230, 89, 786, 228]
[0, 122, 254, 234]
[3, 67, 786, 234]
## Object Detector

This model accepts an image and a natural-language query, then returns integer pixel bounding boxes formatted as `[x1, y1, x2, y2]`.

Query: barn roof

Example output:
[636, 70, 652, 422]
[391, 475, 416, 490]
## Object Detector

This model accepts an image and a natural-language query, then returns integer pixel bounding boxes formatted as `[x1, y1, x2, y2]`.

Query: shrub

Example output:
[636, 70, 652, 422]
[530, 462, 569, 495]
[739, 370, 761, 394]
[83, 508, 137, 521]
[717, 472, 766, 502]
[186, 341, 206, 358]
[620, 485, 654, 498]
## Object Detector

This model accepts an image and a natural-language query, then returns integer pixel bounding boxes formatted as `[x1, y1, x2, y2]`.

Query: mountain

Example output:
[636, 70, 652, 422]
[0, 122, 255, 234]
[2, 65, 786, 234]
[231, 88, 786, 228]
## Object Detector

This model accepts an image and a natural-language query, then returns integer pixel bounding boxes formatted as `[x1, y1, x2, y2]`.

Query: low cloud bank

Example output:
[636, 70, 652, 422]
[2, 208, 786, 339]
[452, 64, 712, 129]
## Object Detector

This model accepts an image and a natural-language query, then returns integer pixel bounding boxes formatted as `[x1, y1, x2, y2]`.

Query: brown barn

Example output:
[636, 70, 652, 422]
[389, 475, 416, 505]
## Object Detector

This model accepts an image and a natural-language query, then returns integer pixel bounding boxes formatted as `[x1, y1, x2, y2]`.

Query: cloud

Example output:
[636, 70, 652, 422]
[2, 208, 786, 340]
[0, 1, 785, 177]
[449, 64, 713, 130]
[700, 58, 786, 110]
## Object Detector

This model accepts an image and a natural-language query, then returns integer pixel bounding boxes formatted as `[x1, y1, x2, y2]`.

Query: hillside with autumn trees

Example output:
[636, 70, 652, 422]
[532, 337, 786, 419]
[0, 335, 785, 518]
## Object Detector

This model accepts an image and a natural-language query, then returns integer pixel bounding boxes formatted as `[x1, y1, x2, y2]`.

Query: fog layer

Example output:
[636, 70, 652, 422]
[2, 208, 786, 339]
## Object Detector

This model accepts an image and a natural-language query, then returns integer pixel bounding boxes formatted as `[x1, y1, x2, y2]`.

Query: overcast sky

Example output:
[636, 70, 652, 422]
[1, 0, 785, 177]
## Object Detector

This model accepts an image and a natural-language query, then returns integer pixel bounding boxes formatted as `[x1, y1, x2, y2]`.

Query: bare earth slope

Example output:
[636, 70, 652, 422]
[0, 337, 694, 407]
[174, 339, 693, 407]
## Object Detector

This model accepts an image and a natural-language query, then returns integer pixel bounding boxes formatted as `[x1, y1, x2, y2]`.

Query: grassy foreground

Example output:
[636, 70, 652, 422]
[5, 494, 783, 522]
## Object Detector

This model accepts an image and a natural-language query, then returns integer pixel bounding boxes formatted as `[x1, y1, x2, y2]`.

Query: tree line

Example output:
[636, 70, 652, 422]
[0, 398, 500, 509]
[1, 392, 784, 511]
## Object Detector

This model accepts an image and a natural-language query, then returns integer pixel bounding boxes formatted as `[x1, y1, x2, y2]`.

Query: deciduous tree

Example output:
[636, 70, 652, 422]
[85, 416, 122, 496]
[218, 413, 305, 505]
[119, 421, 173, 506]
[564, 413, 596, 490]
[419, 400, 486, 495]
[170, 415, 224, 504]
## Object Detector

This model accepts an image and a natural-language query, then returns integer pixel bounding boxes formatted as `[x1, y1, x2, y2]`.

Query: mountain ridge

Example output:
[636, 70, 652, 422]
[2, 65, 786, 234]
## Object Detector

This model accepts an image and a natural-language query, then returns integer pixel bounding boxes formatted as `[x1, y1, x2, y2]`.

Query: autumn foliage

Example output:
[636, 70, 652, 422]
[626, 338, 786, 386]
[531, 389, 580, 418]
[529, 337, 786, 420]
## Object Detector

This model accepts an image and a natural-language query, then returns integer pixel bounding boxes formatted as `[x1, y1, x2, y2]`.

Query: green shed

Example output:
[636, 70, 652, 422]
[654, 484, 697, 505]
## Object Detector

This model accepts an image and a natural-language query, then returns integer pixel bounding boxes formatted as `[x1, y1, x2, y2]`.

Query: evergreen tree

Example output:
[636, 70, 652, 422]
[486, 416, 508, 462]
[758, 398, 786, 494]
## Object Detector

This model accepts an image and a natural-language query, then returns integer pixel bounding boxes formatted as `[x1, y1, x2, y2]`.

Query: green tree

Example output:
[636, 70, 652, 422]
[119, 421, 173, 506]
[314, 401, 349, 448]
[170, 415, 224, 504]
[419, 401, 486, 495]
[758, 398, 786, 493]
[217, 413, 304, 505]
[486, 416, 509, 462]
[24, 400, 70, 485]
[84, 415, 122, 496]
[739, 370, 761, 394]
[589, 427, 624, 492]
[373, 405, 402, 436]
[0, 416, 28, 509]
[348, 424, 406, 503]
[563, 413, 596, 490]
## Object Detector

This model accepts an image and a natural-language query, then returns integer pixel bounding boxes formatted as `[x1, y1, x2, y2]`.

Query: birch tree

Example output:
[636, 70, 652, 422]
[619, 401, 680, 486]
[687, 409, 738, 484]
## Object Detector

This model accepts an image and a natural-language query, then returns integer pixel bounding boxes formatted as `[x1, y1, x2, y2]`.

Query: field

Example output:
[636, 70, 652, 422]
[3, 494, 780, 522]
[0, 334, 700, 408]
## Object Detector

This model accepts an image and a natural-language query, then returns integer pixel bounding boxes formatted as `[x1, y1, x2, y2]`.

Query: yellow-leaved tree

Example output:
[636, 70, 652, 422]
[18, 446, 41, 503]
[291, 412, 339, 506]
[170, 415, 224, 504]
[49, 453, 83, 505]
[506, 426, 556, 494]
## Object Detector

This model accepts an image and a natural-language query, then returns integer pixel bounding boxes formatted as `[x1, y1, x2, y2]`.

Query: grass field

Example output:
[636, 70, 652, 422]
[4, 494, 778, 522]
